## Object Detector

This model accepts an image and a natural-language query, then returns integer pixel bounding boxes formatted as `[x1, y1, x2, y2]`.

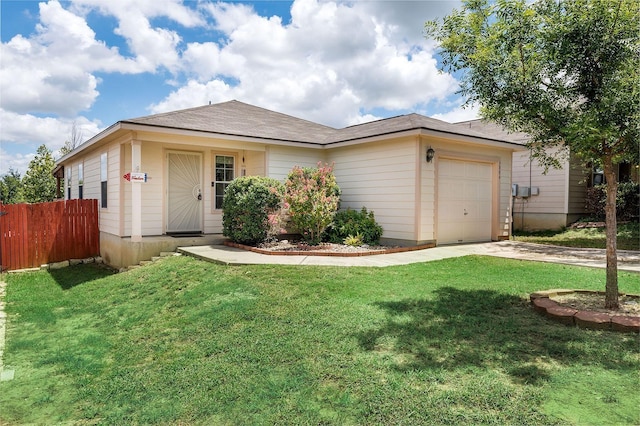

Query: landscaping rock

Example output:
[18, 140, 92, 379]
[611, 316, 640, 333]
[575, 311, 611, 330]
[532, 297, 558, 313]
[48, 260, 70, 270]
[545, 306, 578, 326]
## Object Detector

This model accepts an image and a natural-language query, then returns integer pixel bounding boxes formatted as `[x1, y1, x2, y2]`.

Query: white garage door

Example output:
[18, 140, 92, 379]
[437, 159, 492, 244]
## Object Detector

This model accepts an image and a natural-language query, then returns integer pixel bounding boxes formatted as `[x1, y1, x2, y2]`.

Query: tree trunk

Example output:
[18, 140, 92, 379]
[602, 153, 619, 310]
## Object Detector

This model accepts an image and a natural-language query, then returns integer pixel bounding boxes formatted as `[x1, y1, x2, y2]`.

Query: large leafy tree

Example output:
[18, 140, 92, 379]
[426, 0, 639, 309]
[0, 168, 23, 204]
[22, 144, 57, 203]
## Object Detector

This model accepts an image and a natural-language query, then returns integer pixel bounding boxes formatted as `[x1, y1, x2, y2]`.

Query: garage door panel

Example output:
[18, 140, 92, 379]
[464, 222, 490, 242]
[437, 159, 492, 244]
[438, 181, 459, 201]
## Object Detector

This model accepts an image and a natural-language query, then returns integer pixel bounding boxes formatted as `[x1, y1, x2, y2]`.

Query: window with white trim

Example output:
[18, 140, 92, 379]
[100, 153, 108, 208]
[78, 163, 84, 199]
[214, 155, 235, 210]
[67, 169, 72, 200]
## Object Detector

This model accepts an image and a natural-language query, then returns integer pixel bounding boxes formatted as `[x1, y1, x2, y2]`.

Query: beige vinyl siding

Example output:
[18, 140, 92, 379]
[72, 161, 83, 199]
[60, 140, 124, 236]
[512, 149, 568, 214]
[68, 161, 79, 199]
[498, 157, 513, 238]
[328, 138, 418, 242]
[420, 150, 436, 241]
[244, 150, 265, 177]
[567, 152, 588, 215]
[122, 143, 132, 236]
[266, 146, 325, 182]
[82, 155, 100, 200]
[139, 142, 164, 235]
[99, 143, 121, 235]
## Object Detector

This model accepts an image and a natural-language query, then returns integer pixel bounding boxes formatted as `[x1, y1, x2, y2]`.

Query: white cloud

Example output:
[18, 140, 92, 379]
[432, 102, 481, 123]
[0, 109, 102, 174]
[0, 0, 205, 118]
[0, 148, 35, 177]
[355, 0, 462, 46]
[2, 0, 467, 173]
[150, 79, 237, 112]
[156, 0, 459, 127]
[0, 0, 140, 117]
[74, 0, 204, 73]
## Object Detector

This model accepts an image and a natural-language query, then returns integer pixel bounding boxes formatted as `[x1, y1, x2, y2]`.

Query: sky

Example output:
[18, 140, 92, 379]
[0, 0, 479, 176]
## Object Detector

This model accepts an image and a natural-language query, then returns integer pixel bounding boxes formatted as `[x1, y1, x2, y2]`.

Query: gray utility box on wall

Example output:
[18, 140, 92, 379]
[512, 185, 540, 198]
[517, 186, 531, 198]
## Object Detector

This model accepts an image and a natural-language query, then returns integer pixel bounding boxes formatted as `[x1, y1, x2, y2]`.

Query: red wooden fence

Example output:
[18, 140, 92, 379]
[0, 199, 100, 271]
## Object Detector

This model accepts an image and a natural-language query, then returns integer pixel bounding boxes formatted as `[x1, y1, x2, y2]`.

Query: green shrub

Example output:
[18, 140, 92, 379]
[343, 234, 364, 247]
[222, 176, 285, 245]
[284, 163, 341, 244]
[325, 207, 383, 245]
[585, 182, 639, 221]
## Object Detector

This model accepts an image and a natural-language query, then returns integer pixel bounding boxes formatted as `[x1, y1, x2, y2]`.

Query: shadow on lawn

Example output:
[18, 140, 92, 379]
[48, 263, 117, 290]
[357, 287, 639, 384]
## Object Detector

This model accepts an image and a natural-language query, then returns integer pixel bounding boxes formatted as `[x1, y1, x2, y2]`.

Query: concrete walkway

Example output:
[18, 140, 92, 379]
[178, 241, 640, 272]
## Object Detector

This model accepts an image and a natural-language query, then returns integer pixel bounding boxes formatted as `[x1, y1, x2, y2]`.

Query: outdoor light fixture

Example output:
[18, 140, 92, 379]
[426, 147, 435, 163]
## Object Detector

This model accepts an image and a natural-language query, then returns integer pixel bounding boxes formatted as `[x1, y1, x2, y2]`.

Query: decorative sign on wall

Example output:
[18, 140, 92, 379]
[123, 172, 148, 182]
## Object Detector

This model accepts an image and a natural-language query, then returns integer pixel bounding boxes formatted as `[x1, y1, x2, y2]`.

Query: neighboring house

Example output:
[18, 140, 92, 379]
[454, 119, 639, 231]
[55, 100, 525, 268]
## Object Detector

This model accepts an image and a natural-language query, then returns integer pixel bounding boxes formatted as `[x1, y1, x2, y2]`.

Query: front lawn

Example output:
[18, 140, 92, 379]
[1, 256, 638, 425]
[513, 222, 639, 251]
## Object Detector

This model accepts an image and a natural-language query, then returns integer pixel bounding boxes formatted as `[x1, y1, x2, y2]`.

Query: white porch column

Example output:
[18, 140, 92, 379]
[131, 139, 142, 242]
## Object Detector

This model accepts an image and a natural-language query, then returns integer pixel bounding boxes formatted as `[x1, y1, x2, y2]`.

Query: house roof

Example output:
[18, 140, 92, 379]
[123, 100, 338, 144]
[327, 113, 513, 145]
[58, 100, 526, 164]
[452, 119, 530, 145]
[124, 100, 525, 146]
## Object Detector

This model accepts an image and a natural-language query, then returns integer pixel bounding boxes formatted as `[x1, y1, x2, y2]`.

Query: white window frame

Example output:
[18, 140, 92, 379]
[213, 154, 236, 211]
[100, 153, 108, 208]
[78, 163, 84, 199]
[67, 168, 72, 199]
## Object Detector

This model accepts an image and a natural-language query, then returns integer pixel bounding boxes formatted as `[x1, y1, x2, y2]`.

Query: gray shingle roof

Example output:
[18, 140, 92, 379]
[123, 100, 523, 146]
[328, 113, 517, 144]
[124, 100, 338, 144]
[452, 119, 530, 145]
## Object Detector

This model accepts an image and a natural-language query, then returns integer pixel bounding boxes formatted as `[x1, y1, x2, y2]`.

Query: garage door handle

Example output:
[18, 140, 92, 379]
[464, 209, 468, 216]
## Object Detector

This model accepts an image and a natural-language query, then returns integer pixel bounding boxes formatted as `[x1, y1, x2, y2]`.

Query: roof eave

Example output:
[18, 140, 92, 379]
[325, 127, 529, 150]
[120, 121, 326, 149]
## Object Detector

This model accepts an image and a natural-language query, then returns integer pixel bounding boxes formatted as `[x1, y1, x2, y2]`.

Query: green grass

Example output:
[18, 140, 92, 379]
[1, 256, 639, 425]
[514, 222, 640, 250]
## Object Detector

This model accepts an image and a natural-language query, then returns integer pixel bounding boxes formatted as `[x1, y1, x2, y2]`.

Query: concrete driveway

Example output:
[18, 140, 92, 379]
[178, 241, 640, 272]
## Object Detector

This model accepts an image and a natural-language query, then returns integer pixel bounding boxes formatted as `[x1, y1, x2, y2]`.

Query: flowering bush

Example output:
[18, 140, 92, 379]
[222, 176, 285, 245]
[284, 163, 341, 244]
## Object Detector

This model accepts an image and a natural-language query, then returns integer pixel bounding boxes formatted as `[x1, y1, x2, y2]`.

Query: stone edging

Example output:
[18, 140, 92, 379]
[530, 289, 640, 333]
[224, 241, 436, 257]
[6, 256, 104, 274]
